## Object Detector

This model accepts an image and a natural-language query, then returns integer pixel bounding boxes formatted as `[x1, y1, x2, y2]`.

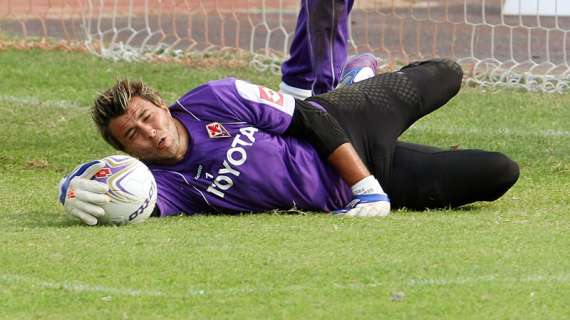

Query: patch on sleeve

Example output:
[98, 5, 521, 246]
[235, 80, 295, 116]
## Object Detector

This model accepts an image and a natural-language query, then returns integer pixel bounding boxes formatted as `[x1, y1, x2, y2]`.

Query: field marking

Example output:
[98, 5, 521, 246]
[408, 274, 570, 286]
[2, 273, 569, 299]
[409, 125, 570, 138]
[0, 274, 183, 298]
[1, 94, 568, 138]
[0, 95, 82, 109]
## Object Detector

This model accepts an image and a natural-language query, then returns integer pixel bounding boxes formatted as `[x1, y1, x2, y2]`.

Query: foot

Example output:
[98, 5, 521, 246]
[279, 81, 313, 100]
[337, 53, 378, 89]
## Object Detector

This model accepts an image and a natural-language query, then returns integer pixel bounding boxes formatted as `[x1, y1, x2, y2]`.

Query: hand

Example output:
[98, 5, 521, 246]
[58, 160, 110, 225]
[334, 194, 391, 217]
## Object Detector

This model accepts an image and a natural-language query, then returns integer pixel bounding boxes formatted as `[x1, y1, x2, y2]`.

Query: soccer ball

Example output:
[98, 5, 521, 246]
[91, 155, 157, 225]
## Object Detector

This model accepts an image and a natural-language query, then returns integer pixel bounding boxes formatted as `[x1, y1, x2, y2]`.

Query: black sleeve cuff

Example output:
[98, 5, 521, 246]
[283, 99, 350, 157]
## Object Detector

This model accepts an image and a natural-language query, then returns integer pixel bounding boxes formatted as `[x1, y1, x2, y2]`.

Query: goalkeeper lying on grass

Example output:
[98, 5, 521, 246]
[59, 56, 519, 225]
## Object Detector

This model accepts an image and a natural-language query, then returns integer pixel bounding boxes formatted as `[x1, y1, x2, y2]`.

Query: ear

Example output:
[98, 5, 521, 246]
[157, 103, 171, 115]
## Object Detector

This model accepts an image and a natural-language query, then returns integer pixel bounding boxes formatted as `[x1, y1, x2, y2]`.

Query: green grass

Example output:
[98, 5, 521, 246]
[1, 49, 569, 319]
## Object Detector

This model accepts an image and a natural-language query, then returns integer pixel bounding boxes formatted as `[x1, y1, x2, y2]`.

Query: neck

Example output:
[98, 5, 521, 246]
[172, 118, 189, 163]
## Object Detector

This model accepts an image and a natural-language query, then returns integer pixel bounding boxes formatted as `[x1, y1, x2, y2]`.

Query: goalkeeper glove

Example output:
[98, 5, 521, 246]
[334, 175, 391, 217]
[334, 194, 391, 217]
[58, 160, 110, 225]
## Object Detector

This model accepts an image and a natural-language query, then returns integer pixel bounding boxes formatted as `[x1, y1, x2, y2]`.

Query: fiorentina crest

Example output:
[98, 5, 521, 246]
[206, 122, 231, 138]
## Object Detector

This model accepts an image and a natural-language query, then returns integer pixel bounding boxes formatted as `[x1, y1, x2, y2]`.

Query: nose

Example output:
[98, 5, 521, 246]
[141, 124, 156, 138]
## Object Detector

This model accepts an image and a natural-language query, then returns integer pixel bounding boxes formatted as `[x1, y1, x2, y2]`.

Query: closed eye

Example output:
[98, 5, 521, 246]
[128, 130, 137, 141]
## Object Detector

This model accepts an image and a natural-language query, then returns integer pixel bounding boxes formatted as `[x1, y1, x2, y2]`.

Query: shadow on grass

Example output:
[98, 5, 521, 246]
[6, 203, 491, 230]
[395, 204, 484, 215]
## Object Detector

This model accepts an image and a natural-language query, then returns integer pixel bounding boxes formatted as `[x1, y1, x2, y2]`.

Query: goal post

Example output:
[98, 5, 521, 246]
[1, 0, 569, 92]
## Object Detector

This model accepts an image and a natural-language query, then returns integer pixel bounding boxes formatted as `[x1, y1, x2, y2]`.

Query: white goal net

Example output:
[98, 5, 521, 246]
[1, 0, 570, 92]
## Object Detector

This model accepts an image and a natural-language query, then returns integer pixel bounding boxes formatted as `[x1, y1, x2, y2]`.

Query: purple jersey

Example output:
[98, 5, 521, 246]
[147, 78, 352, 216]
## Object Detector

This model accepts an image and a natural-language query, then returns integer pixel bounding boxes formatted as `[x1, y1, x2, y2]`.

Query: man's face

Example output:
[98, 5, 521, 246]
[108, 96, 186, 164]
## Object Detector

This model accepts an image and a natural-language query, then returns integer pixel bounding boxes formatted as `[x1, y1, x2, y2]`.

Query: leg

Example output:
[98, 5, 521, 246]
[386, 142, 520, 210]
[308, 59, 462, 177]
[398, 59, 464, 119]
[281, 0, 354, 98]
[311, 59, 463, 145]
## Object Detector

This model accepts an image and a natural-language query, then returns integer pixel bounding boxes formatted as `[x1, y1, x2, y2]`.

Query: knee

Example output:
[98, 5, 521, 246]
[433, 58, 463, 96]
[485, 152, 520, 200]
[400, 58, 463, 110]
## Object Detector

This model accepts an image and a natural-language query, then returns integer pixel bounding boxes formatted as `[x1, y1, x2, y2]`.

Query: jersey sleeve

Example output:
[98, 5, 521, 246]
[177, 78, 297, 135]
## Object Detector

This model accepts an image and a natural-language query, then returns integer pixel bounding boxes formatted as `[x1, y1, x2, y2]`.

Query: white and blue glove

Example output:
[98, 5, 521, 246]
[334, 194, 391, 217]
[58, 160, 110, 225]
[335, 175, 391, 217]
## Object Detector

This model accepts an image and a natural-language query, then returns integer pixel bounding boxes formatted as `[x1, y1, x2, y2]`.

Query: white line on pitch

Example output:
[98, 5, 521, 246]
[1, 273, 569, 299]
[0, 274, 178, 298]
[0, 95, 82, 109]
[408, 274, 570, 286]
[409, 125, 570, 138]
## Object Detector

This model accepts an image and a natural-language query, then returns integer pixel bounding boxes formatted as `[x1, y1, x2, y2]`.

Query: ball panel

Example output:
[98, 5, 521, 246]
[92, 155, 157, 225]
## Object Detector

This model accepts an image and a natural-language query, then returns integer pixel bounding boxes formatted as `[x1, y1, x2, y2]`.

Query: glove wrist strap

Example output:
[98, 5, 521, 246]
[351, 175, 384, 196]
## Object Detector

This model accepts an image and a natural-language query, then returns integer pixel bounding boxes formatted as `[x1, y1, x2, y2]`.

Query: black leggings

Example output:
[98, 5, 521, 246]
[388, 142, 519, 210]
[309, 59, 519, 210]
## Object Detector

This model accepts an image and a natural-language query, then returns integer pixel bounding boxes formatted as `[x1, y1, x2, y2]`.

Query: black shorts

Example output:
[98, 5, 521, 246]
[309, 59, 519, 209]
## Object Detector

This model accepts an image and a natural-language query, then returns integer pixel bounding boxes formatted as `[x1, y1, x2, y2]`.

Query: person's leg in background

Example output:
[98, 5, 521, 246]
[280, 0, 355, 99]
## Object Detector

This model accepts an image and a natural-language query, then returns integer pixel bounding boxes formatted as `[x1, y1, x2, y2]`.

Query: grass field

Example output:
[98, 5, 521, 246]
[0, 49, 569, 319]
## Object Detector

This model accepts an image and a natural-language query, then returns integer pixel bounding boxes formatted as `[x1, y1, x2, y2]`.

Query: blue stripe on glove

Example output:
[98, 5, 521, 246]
[58, 160, 102, 204]
[334, 193, 391, 214]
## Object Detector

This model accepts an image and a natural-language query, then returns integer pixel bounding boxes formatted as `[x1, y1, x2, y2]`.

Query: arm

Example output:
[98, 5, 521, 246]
[284, 100, 390, 217]
[328, 143, 369, 186]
